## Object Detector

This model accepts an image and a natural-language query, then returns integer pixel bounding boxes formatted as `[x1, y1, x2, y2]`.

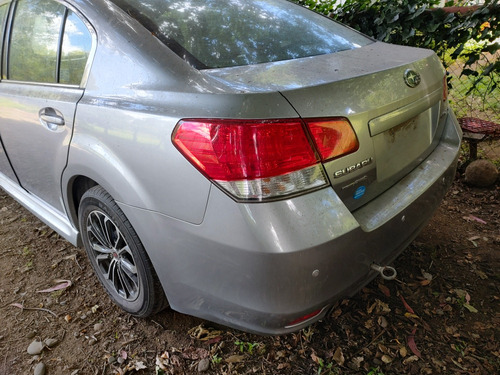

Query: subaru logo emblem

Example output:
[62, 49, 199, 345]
[404, 69, 421, 88]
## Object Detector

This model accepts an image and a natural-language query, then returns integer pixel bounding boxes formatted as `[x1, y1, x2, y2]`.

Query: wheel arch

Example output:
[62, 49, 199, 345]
[66, 175, 98, 230]
[62, 136, 156, 240]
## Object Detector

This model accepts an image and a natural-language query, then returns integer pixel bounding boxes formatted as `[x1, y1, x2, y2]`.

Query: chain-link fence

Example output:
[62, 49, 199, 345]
[447, 51, 500, 163]
[447, 51, 500, 123]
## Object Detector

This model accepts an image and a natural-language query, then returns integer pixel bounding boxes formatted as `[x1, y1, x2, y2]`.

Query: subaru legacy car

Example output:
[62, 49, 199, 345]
[0, 0, 461, 334]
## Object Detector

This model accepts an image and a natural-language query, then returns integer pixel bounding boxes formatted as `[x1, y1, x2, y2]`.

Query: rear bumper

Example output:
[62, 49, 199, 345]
[119, 110, 461, 335]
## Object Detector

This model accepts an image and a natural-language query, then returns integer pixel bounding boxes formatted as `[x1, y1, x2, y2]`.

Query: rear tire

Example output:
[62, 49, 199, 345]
[78, 185, 167, 317]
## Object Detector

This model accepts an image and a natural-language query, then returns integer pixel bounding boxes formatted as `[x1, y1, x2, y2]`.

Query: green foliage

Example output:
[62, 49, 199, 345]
[315, 357, 338, 375]
[292, 0, 499, 94]
[234, 340, 264, 355]
[211, 354, 222, 364]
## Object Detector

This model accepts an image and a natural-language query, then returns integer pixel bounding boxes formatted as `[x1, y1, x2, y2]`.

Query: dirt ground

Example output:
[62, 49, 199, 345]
[0, 171, 499, 375]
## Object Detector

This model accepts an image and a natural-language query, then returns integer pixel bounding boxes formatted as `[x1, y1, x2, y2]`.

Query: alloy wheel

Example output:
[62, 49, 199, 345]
[86, 210, 139, 301]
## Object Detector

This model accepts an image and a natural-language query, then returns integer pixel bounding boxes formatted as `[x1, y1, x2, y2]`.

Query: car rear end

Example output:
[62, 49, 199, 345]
[165, 42, 461, 334]
[99, 0, 461, 334]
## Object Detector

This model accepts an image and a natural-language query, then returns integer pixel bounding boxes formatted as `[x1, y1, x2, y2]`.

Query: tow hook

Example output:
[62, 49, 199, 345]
[371, 263, 397, 281]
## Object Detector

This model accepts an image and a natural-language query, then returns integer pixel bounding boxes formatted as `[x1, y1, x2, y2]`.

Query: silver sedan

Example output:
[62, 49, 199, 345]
[0, 0, 461, 334]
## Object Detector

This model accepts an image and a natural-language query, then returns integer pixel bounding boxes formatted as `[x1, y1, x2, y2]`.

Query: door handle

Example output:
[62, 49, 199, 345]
[39, 107, 65, 131]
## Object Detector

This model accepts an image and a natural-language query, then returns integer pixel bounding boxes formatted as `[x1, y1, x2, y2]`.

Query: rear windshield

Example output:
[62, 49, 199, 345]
[110, 0, 372, 69]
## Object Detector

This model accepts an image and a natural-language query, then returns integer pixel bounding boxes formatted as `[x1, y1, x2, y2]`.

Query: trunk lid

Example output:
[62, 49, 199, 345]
[204, 42, 448, 210]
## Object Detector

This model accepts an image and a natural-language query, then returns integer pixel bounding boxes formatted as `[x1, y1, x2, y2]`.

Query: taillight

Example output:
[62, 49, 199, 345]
[306, 118, 359, 161]
[284, 306, 328, 329]
[443, 74, 448, 101]
[172, 118, 357, 201]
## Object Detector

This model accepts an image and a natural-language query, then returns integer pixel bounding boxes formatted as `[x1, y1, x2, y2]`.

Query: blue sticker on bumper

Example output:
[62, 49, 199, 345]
[354, 186, 366, 200]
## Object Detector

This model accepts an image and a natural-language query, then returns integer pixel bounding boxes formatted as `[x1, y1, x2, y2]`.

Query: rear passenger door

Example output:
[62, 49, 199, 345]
[0, 0, 93, 213]
[0, 2, 15, 181]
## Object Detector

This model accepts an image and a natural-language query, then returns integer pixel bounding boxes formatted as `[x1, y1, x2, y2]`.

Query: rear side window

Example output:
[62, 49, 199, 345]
[8, 0, 92, 85]
[111, 0, 372, 69]
[60, 10, 92, 85]
[0, 3, 9, 76]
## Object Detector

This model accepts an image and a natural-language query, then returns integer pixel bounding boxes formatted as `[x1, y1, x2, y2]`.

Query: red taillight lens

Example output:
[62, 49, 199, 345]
[173, 119, 318, 181]
[285, 308, 323, 328]
[172, 117, 358, 200]
[306, 118, 359, 162]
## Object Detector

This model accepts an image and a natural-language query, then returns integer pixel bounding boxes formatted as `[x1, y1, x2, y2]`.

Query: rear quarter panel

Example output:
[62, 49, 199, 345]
[64, 0, 300, 224]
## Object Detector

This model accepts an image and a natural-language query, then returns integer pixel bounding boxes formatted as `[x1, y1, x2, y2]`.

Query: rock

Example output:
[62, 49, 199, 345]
[44, 338, 59, 347]
[93, 323, 103, 332]
[107, 356, 117, 365]
[34, 362, 46, 375]
[465, 159, 499, 187]
[27, 341, 44, 355]
[116, 356, 125, 365]
[26, 331, 37, 339]
[197, 358, 210, 372]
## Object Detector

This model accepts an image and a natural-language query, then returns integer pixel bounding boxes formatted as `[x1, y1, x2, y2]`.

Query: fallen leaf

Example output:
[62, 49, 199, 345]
[407, 328, 422, 358]
[445, 326, 458, 335]
[181, 347, 209, 360]
[132, 361, 147, 370]
[277, 363, 290, 370]
[453, 289, 467, 299]
[463, 303, 478, 313]
[330, 308, 342, 319]
[399, 294, 416, 314]
[36, 279, 72, 293]
[473, 269, 488, 280]
[468, 237, 479, 247]
[121, 360, 147, 373]
[332, 347, 345, 366]
[381, 354, 393, 364]
[378, 283, 391, 297]
[377, 316, 388, 328]
[120, 350, 128, 360]
[378, 344, 389, 354]
[400, 346, 408, 357]
[311, 352, 322, 365]
[364, 319, 374, 329]
[155, 352, 170, 371]
[465, 292, 471, 304]
[275, 351, 286, 360]
[225, 355, 245, 363]
[404, 312, 420, 319]
[421, 270, 433, 281]
[188, 324, 223, 341]
[466, 215, 487, 224]
[403, 355, 420, 365]
[350, 356, 364, 370]
[463, 215, 486, 224]
[367, 299, 391, 314]
[170, 355, 182, 367]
